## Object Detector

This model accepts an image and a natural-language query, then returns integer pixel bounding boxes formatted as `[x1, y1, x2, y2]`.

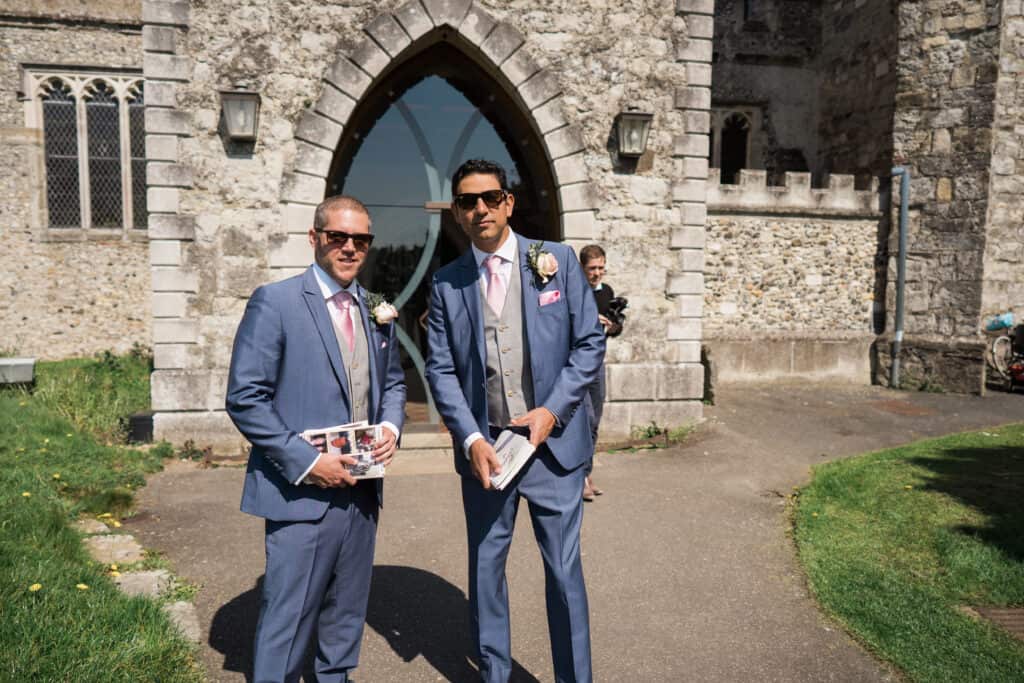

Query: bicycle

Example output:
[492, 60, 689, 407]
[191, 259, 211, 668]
[986, 322, 1024, 388]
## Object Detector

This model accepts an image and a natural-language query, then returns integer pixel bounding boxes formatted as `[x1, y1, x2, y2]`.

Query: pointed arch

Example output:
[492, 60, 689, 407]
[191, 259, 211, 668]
[273, 1, 598, 269]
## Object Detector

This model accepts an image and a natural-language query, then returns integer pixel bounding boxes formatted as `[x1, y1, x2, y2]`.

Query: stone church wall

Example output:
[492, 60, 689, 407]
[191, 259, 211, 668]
[144, 0, 711, 450]
[981, 1, 1024, 322]
[710, 0, 822, 179]
[703, 169, 880, 382]
[882, 0, 1002, 391]
[0, 13, 150, 359]
[816, 0, 898, 179]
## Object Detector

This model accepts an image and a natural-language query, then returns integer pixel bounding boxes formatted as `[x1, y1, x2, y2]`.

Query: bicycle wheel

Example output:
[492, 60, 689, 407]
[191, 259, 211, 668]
[991, 335, 1014, 378]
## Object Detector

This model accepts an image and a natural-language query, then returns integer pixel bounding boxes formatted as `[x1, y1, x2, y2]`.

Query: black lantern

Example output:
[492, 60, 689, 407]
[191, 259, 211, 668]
[616, 109, 653, 158]
[219, 89, 261, 142]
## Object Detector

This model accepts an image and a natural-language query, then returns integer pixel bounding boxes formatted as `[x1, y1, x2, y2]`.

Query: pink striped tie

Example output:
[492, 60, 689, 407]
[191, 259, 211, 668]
[334, 291, 355, 353]
[485, 255, 505, 316]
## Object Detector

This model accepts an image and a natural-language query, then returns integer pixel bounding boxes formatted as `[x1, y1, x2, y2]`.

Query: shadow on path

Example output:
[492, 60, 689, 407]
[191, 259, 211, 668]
[910, 444, 1024, 562]
[366, 565, 539, 683]
[208, 566, 539, 682]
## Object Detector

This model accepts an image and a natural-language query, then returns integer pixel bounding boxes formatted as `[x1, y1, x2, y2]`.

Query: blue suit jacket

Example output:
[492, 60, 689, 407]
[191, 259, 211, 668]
[425, 233, 605, 476]
[226, 267, 406, 521]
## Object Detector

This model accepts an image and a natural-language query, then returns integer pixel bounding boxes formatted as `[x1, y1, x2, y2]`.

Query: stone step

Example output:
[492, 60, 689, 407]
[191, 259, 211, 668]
[114, 569, 172, 598]
[163, 601, 201, 642]
[399, 429, 450, 449]
[83, 533, 145, 564]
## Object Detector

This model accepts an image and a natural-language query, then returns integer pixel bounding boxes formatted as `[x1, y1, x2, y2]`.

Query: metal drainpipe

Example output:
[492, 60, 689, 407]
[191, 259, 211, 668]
[890, 166, 910, 388]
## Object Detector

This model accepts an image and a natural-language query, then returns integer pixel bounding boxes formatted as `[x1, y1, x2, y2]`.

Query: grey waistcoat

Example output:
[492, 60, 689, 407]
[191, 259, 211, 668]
[331, 296, 371, 423]
[481, 252, 535, 428]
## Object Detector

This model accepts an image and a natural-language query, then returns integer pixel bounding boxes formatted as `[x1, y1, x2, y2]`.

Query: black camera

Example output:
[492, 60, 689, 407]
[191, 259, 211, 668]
[605, 296, 628, 328]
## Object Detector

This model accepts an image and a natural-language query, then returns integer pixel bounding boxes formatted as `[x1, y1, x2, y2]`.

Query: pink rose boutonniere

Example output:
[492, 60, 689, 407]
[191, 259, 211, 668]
[527, 242, 559, 284]
[365, 292, 398, 326]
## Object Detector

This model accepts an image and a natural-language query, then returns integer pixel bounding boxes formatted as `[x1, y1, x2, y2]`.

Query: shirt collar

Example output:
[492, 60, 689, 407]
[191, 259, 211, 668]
[471, 231, 518, 270]
[593, 282, 604, 292]
[312, 262, 360, 301]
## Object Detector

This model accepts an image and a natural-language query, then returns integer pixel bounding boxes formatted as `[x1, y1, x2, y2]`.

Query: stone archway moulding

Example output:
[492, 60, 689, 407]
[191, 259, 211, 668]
[269, 0, 599, 273]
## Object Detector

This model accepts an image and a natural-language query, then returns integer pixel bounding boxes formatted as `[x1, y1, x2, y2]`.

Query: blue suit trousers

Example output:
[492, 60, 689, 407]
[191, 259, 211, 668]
[252, 483, 378, 683]
[461, 446, 592, 683]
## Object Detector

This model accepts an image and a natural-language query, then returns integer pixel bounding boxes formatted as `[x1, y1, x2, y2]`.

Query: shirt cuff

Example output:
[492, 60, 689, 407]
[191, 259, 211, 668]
[463, 431, 484, 459]
[296, 453, 321, 486]
[380, 421, 400, 441]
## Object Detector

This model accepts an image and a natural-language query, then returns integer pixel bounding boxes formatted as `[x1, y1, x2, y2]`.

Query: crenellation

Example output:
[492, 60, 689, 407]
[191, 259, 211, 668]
[706, 170, 881, 215]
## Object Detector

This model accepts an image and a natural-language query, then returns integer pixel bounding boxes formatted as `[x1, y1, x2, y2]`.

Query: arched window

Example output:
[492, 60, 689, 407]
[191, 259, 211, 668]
[27, 69, 146, 234]
[41, 79, 80, 228]
[128, 83, 148, 230]
[720, 113, 751, 184]
[709, 107, 763, 184]
[85, 81, 122, 228]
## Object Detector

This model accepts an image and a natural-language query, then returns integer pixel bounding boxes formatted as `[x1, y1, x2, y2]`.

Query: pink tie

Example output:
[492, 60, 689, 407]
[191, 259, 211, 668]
[485, 255, 505, 316]
[334, 291, 355, 353]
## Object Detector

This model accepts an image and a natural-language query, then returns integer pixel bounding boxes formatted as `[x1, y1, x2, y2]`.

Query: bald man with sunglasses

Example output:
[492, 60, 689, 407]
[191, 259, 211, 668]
[226, 195, 406, 683]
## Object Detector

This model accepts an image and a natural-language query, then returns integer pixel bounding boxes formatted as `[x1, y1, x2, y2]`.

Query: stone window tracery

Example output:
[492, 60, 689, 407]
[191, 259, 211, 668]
[24, 69, 146, 234]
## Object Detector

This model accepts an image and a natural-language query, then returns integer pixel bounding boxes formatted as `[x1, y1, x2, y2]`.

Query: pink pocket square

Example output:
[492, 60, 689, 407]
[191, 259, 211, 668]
[539, 290, 562, 306]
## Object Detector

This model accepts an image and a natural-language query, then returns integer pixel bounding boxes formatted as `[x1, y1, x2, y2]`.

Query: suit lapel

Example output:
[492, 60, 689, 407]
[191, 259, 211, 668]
[301, 268, 351, 405]
[518, 235, 539, 347]
[355, 284, 381, 419]
[457, 249, 487, 372]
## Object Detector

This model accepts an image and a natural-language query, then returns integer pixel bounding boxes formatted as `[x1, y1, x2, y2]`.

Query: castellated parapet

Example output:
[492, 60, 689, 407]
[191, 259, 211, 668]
[703, 169, 880, 216]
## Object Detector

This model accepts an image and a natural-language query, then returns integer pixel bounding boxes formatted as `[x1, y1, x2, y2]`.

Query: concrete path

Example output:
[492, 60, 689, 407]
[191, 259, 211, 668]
[125, 383, 1024, 682]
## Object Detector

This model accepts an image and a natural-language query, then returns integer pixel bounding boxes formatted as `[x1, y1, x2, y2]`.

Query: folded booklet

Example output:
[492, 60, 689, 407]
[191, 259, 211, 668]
[489, 429, 537, 491]
[302, 421, 385, 480]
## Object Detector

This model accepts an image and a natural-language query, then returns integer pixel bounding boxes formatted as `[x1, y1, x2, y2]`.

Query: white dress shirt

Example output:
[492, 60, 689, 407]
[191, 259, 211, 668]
[462, 233, 519, 455]
[296, 263, 400, 485]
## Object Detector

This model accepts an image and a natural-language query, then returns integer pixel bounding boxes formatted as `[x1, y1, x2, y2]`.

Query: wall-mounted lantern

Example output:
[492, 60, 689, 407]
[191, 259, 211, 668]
[219, 89, 261, 142]
[616, 109, 653, 158]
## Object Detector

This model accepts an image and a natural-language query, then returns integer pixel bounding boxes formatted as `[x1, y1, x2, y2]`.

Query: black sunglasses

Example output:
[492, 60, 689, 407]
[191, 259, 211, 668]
[452, 189, 508, 211]
[315, 229, 374, 249]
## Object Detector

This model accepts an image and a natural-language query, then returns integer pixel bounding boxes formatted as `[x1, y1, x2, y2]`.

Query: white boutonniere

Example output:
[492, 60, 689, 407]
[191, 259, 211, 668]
[527, 242, 559, 284]
[364, 292, 398, 326]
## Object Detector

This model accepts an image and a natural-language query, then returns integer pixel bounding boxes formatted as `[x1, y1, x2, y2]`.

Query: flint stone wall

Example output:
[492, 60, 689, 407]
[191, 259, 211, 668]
[0, 18, 150, 359]
[149, 0, 710, 449]
[704, 169, 880, 382]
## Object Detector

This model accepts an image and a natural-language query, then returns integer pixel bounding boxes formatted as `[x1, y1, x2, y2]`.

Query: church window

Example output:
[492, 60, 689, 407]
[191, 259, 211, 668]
[25, 69, 146, 236]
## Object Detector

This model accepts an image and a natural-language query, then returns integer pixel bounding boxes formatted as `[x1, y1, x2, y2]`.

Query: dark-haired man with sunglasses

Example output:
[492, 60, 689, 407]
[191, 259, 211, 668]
[426, 159, 605, 682]
[226, 194, 406, 683]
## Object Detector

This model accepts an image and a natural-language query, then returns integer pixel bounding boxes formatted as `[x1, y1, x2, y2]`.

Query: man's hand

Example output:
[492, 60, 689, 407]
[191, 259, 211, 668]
[598, 313, 613, 332]
[372, 428, 398, 467]
[469, 438, 502, 490]
[307, 453, 358, 488]
[510, 407, 557, 447]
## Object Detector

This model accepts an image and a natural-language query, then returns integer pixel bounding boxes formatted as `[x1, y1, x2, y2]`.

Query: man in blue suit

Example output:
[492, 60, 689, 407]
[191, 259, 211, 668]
[425, 159, 605, 683]
[226, 195, 406, 683]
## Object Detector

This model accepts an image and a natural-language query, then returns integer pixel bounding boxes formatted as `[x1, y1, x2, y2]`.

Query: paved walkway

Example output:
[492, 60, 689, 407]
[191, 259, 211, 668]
[125, 383, 1024, 682]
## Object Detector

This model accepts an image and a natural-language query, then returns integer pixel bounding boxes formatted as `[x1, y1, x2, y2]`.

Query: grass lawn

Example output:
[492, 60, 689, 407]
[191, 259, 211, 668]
[794, 423, 1024, 682]
[0, 352, 202, 682]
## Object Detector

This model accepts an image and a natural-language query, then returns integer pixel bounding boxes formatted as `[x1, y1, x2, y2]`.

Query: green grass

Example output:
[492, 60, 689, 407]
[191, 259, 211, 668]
[0, 354, 201, 682]
[794, 424, 1024, 682]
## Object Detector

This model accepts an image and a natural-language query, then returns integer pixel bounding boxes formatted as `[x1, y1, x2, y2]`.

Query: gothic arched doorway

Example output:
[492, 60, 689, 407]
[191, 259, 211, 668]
[328, 43, 560, 425]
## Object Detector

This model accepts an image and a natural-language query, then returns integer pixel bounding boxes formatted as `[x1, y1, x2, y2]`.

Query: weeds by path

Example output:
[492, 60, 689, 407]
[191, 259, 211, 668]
[794, 424, 1024, 682]
[0, 356, 201, 682]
